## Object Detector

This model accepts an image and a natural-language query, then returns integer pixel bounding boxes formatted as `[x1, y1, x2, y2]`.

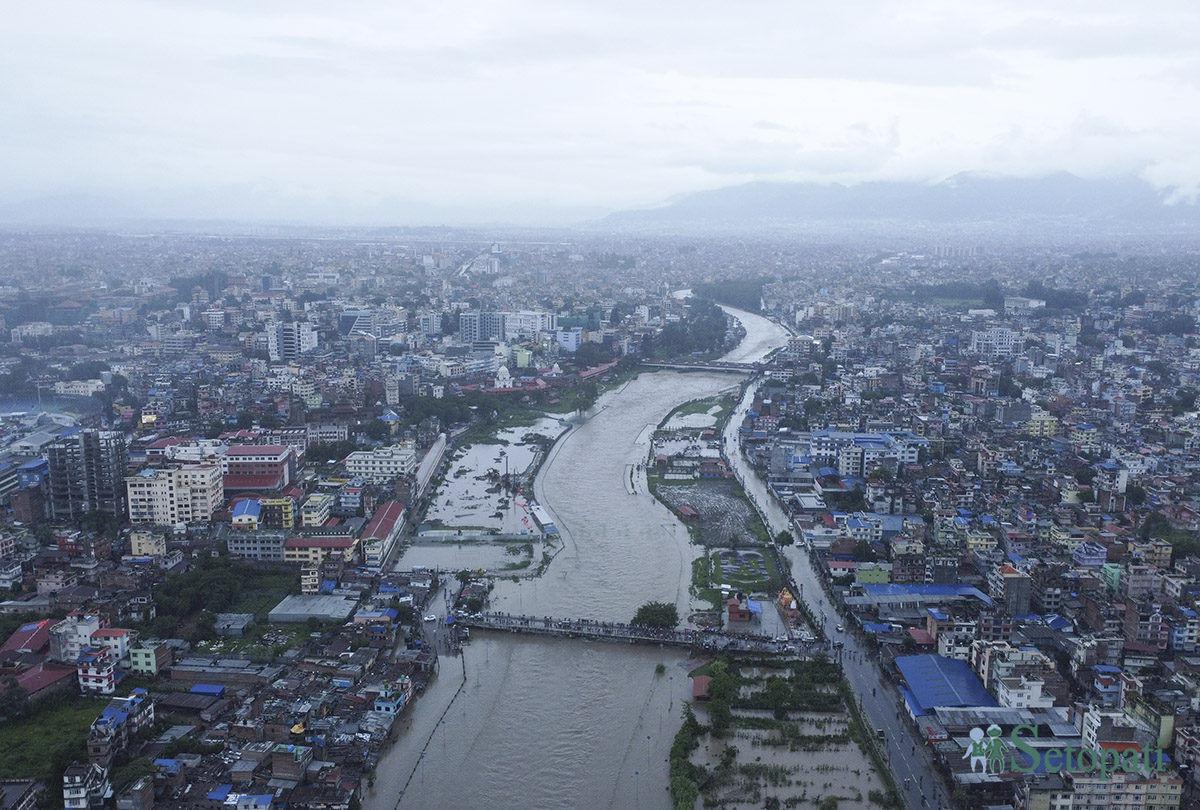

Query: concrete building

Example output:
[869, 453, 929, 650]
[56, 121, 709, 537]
[50, 614, 104, 664]
[125, 464, 223, 525]
[300, 493, 333, 528]
[47, 430, 128, 521]
[344, 443, 416, 483]
[266, 320, 318, 362]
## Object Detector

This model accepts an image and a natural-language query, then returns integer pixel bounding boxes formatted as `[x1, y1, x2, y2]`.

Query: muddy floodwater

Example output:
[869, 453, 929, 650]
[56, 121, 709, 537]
[365, 307, 789, 810]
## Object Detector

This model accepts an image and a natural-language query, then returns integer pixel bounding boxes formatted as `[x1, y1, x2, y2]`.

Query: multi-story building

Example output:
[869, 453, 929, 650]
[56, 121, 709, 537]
[969, 327, 1022, 359]
[989, 564, 1033, 614]
[996, 674, 1055, 709]
[344, 443, 417, 483]
[266, 320, 318, 362]
[300, 493, 333, 528]
[50, 614, 104, 664]
[259, 497, 296, 530]
[223, 445, 294, 491]
[283, 535, 358, 565]
[502, 310, 555, 340]
[47, 430, 128, 521]
[129, 641, 173, 675]
[1124, 596, 1169, 652]
[76, 646, 117, 695]
[225, 530, 286, 562]
[360, 502, 406, 571]
[125, 464, 223, 526]
[128, 530, 166, 558]
[62, 762, 110, 810]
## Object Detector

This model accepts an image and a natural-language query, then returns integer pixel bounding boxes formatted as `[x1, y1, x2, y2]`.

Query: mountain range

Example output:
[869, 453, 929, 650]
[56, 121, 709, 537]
[602, 172, 1199, 229]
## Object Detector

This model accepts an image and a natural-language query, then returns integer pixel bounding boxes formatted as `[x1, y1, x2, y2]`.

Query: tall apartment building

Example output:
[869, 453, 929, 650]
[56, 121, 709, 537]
[459, 311, 506, 343]
[125, 464, 223, 526]
[47, 430, 128, 521]
[266, 320, 318, 362]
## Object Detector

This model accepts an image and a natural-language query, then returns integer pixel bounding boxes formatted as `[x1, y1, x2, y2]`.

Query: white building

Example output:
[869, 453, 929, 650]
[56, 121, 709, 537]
[53, 379, 106, 397]
[50, 614, 104, 664]
[344, 443, 417, 483]
[266, 320, 318, 362]
[969, 327, 1022, 359]
[996, 674, 1055, 709]
[125, 464, 224, 525]
[10, 321, 53, 343]
[503, 310, 556, 340]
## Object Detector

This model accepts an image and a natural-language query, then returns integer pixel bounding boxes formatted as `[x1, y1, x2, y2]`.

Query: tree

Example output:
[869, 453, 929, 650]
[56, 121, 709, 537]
[455, 570, 472, 586]
[631, 601, 679, 629]
[765, 676, 790, 720]
[853, 540, 877, 563]
[774, 530, 794, 547]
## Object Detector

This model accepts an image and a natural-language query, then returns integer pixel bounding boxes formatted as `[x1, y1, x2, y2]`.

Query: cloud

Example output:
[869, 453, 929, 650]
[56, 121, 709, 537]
[1, 0, 1198, 216]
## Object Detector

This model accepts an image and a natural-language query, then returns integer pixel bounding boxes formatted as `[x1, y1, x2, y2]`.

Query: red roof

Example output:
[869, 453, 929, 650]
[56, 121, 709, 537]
[223, 473, 284, 490]
[1, 618, 54, 653]
[92, 628, 130, 639]
[147, 437, 188, 450]
[908, 628, 936, 646]
[362, 502, 405, 541]
[7, 662, 76, 697]
[692, 675, 712, 701]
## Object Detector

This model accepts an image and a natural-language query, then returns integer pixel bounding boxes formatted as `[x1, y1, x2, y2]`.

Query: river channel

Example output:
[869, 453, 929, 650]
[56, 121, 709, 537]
[365, 307, 789, 810]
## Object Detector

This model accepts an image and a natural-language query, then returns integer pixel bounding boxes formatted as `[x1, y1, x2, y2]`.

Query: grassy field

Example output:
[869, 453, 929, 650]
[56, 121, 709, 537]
[0, 697, 107, 781]
[228, 568, 299, 619]
[656, 393, 732, 430]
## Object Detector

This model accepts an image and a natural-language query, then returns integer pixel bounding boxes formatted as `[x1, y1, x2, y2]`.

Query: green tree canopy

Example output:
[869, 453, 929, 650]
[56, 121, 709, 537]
[631, 601, 679, 629]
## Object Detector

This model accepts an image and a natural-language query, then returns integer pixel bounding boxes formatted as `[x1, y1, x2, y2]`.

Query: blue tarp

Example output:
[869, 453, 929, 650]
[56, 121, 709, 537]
[895, 654, 998, 711]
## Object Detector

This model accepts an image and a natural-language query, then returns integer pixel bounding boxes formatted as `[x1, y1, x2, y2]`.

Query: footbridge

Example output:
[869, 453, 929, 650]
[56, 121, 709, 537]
[460, 612, 803, 656]
[641, 360, 764, 374]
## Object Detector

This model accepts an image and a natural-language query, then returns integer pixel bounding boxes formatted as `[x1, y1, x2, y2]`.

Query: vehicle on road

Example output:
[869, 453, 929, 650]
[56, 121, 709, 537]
[836, 624, 844, 632]
[423, 614, 437, 622]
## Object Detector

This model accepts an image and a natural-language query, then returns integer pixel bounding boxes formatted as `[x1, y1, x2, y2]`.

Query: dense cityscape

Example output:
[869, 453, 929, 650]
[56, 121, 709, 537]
[1, 225, 1200, 810]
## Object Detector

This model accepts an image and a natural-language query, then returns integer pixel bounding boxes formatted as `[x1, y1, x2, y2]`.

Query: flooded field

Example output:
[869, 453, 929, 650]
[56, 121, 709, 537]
[395, 540, 544, 574]
[686, 658, 890, 809]
[422, 417, 569, 535]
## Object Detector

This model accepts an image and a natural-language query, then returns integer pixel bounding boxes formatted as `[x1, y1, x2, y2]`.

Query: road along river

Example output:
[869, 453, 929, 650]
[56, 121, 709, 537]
[365, 307, 787, 810]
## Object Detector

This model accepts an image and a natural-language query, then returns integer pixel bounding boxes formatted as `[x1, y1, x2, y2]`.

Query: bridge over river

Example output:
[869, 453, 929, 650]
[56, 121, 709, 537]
[459, 612, 814, 656]
[640, 360, 763, 373]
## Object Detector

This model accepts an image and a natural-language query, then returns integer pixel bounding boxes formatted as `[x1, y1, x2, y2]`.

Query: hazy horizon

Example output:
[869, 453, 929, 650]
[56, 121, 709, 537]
[4, 1, 1200, 225]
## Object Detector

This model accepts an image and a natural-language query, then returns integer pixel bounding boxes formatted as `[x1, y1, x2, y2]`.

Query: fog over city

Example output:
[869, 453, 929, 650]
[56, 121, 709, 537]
[3, 0, 1200, 225]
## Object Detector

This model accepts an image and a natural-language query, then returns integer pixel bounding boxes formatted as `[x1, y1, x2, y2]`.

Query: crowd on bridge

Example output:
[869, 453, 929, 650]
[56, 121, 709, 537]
[466, 611, 820, 655]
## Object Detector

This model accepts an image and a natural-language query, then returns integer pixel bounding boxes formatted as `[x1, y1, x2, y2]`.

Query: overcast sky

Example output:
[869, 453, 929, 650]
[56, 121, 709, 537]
[4, 0, 1199, 222]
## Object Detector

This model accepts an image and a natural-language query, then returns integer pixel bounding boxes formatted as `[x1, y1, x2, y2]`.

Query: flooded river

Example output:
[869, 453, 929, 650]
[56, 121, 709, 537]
[365, 307, 788, 810]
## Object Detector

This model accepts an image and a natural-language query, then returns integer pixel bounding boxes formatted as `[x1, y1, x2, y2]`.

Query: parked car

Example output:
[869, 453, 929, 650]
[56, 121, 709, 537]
[423, 614, 437, 622]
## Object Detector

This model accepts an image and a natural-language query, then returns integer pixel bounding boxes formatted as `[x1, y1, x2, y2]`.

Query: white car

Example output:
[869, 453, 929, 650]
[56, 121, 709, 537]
[423, 614, 437, 622]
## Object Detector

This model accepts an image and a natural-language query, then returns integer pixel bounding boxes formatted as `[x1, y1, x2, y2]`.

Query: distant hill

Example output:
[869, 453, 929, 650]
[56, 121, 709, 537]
[603, 172, 1200, 230]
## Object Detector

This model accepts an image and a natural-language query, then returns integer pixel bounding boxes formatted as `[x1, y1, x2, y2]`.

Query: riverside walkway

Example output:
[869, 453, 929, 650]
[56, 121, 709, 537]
[461, 611, 805, 656]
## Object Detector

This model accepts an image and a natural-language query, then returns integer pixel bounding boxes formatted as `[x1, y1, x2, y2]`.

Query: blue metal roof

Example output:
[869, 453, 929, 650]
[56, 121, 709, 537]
[232, 499, 262, 518]
[862, 583, 993, 605]
[895, 654, 998, 710]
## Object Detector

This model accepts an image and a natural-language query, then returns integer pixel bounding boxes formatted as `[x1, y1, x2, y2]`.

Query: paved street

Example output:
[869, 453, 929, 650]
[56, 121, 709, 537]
[724, 379, 953, 810]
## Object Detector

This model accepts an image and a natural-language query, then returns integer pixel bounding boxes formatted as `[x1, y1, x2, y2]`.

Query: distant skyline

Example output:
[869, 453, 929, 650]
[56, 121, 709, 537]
[4, 1, 1200, 224]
